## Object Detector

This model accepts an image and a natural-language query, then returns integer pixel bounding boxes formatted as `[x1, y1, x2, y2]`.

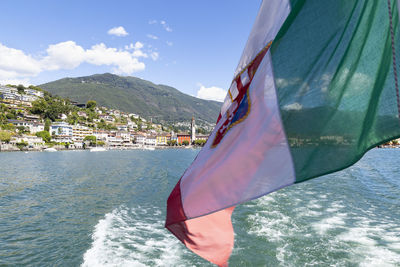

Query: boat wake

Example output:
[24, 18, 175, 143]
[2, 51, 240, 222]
[81, 205, 188, 267]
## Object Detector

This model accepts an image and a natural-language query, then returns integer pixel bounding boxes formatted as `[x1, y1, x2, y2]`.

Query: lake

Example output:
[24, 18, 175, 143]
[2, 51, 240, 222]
[0, 149, 399, 266]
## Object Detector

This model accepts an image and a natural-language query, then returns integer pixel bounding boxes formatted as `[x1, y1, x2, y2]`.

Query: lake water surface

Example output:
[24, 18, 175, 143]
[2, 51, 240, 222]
[0, 149, 399, 266]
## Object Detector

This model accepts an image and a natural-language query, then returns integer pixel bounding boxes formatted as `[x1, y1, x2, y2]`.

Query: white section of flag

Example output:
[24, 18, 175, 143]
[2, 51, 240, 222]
[234, 0, 291, 78]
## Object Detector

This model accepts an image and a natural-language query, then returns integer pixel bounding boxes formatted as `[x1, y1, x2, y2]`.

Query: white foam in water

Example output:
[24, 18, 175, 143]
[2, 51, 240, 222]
[312, 212, 347, 235]
[336, 217, 400, 266]
[247, 192, 400, 266]
[82, 206, 187, 267]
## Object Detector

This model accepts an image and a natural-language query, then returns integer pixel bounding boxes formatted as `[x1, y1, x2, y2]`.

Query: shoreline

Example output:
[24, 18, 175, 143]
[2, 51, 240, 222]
[0, 145, 201, 152]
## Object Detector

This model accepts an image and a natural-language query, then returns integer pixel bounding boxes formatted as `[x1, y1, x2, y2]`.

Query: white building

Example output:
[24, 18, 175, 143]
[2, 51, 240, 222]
[52, 135, 73, 143]
[134, 134, 146, 145]
[119, 132, 131, 142]
[25, 89, 44, 98]
[93, 131, 109, 142]
[145, 136, 157, 146]
[129, 114, 139, 120]
[8, 120, 44, 134]
[21, 94, 38, 102]
[51, 122, 73, 136]
[12, 135, 45, 147]
[117, 124, 128, 132]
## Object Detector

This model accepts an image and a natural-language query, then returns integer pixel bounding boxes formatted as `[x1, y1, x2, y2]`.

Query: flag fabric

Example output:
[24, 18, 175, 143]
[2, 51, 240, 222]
[166, 0, 400, 266]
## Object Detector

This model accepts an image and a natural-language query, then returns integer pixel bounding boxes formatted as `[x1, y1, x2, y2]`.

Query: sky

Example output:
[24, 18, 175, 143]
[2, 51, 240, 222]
[0, 0, 262, 102]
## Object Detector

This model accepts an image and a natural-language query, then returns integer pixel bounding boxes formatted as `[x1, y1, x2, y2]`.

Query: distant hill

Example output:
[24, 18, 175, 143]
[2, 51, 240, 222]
[40, 73, 222, 123]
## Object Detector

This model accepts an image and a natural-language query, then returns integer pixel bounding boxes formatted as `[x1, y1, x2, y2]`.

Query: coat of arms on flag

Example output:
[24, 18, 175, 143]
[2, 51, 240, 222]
[212, 41, 273, 147]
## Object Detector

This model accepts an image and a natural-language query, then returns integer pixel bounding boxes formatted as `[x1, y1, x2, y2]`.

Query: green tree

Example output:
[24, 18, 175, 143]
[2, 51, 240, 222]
[83, 135, 97, 146]
[167, 140, 177, 146]
[86, 100, 97, 110]
[44, 118, 51, 132]
[194, 139, 206, 146]
[36, 131, 51, 143]
[5, 113, 16, 120]
[16, 141, 28, 150]
[0, 131, 12, 143]
[1, 123, 15, 131]
[17, 84, 25, 94]
[182, 140, 189, 146]
[17, 126, 30, 134]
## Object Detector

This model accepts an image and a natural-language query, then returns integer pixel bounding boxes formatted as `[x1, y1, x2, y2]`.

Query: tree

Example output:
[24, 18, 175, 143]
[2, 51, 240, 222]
[17, 126, 30, 134]
[83, 135, 97, 146]
[1, 123, 15, 131]
[194, 139, 206, 146]
[36, 131, 51, 143]
[17, 84, 25, 94]
[86, 100, 97, 110]
[16, 141, 28, 150]
[182, 140, 189, 146]
[44, 118, 51, 132]
[167, 140, 177, 146]
[0, 131, 12, 143]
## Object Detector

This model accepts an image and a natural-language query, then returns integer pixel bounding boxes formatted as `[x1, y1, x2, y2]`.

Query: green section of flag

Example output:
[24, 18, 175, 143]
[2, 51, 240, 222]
[271, 0, 400, 182]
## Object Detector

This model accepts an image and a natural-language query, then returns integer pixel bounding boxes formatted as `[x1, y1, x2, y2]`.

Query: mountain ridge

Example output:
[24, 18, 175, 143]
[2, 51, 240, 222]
[40, 73, 222, 124]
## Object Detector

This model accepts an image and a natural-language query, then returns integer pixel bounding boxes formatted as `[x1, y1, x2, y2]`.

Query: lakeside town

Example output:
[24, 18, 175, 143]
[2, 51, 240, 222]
[0, 84, 210, 152]
[1, 83, 399, 152]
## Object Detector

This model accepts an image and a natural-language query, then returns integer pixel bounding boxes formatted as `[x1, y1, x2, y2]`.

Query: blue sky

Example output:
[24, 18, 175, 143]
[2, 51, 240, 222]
[0, 1, 261, 101]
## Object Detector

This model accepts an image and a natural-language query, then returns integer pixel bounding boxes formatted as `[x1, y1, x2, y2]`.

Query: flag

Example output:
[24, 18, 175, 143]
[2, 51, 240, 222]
[166, 0, 400, 266]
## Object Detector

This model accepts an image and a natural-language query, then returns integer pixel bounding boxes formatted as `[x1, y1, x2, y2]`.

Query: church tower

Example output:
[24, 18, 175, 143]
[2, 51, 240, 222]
[191, 116, 196, 143]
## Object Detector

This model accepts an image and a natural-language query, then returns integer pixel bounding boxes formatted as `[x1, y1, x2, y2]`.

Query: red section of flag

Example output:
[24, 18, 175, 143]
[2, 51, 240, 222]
[166, 185, 235, 267]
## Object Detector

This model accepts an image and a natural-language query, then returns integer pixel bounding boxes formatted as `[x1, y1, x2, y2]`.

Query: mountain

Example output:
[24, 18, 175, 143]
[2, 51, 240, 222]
[40, 73, 222, 123]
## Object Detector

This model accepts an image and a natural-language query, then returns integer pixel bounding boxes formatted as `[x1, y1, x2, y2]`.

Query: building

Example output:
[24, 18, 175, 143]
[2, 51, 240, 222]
[25, 89, 44, 98]
[2, 92, 21, 101]
[21, 94, 38, 102]
[134, 133, 146, 145]
[116, 124, 128, 132]
[51, 122, 73, 136]
[191, 116, 196, 142]
[11, 135, 45, 148]
[99, 114, 115, 122]
[52, 135, 73, 143]
[156, 135, 168, 146]
[72, 124, 93, 142]
[8, 120, 44, 134]
[93, 131, 109, 142]
[117, 131, 131, 143]
[177, 134, 191, 144]
[145, 135, 157, 146]
[196, 135, 209, 142]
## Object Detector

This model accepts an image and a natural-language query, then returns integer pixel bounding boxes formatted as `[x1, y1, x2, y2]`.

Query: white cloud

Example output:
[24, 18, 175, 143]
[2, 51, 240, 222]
[85, 43, 145, 74]
[0, 43, 41, 78]
[124, 41, 144, 51]
[0, 41, 149, 82]
[0, 78, 31, 86]
[151, 20, 172, 32]
[150, 52, 159, 61]
[147, 34, 159, 40]
[196, 83, 227, 102]
[160, 20, 172, 32]
[107, 26, 129, 37]
[132, 50, 148, 58]
[166, 41, 173, 46]
[41, 41, 86, 70]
